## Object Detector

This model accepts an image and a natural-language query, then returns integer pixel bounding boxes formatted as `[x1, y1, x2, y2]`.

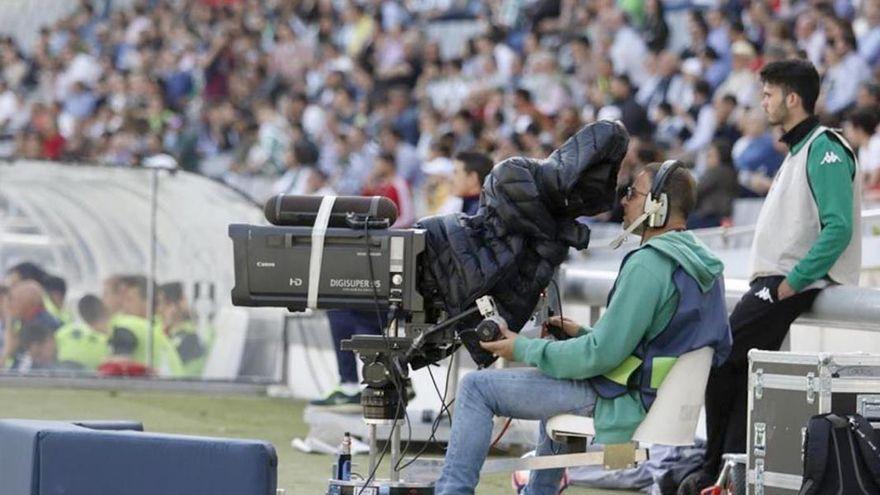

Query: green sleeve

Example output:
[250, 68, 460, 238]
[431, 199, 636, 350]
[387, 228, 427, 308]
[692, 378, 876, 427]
[513, 256, 666, 379]
[787, 136, 856, 291]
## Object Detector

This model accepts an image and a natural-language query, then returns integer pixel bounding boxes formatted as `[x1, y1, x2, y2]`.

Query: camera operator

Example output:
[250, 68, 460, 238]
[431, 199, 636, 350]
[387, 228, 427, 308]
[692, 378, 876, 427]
[434, 162, 732, 495]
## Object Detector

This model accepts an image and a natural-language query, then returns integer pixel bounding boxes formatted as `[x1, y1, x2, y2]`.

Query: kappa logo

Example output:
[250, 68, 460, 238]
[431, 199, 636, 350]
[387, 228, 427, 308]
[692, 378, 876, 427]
[755, 286, 774, 303]
[820, 151, 842, 165]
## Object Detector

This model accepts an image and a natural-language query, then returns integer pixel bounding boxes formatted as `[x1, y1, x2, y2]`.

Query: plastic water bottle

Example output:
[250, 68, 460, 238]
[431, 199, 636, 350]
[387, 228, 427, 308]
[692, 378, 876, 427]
[335, 432, 352, 481]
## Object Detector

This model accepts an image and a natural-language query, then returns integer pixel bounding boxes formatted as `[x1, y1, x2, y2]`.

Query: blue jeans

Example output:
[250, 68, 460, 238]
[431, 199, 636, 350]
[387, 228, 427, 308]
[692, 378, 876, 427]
[435, 368, 598, 495]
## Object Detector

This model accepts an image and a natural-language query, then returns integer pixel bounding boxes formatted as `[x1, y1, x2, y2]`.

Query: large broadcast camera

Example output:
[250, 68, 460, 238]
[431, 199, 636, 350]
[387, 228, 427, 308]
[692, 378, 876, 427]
[230, 194, 515, 421]
[231, 121, 629, 424]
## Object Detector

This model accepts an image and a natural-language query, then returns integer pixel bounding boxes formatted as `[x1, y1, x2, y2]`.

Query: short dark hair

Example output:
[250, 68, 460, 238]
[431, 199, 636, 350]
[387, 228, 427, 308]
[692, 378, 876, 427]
[759, 59, 820, 114]
[7, 262, 48, 285]
[78, 294, 107, 325]
[293, 138, 319, 166]
[377, 152, 397, 168]
[846, 106, 880, 134]
[514, 88, 532, 102]
[613, 73, 632, 89]
[695, 80, 712, 99]
[642, 162, 698, 220]
[43, 275, 67, 297]
[158, 282, 185, 304]
[455, 150, 494, 185]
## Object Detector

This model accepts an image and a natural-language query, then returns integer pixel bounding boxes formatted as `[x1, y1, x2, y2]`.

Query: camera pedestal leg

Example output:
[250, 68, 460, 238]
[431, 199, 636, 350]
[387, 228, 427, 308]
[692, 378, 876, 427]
[390, 422, 401, 482]
[367, 423, 377, 475]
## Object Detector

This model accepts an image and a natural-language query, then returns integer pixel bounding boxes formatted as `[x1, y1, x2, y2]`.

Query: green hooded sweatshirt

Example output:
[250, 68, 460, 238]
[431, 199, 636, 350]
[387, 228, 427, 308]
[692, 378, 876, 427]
[513, 231, 725, 443]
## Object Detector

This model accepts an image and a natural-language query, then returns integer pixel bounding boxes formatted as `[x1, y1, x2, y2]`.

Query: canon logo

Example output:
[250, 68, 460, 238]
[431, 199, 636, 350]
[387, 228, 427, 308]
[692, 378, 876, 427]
[256, 262, 276, 268]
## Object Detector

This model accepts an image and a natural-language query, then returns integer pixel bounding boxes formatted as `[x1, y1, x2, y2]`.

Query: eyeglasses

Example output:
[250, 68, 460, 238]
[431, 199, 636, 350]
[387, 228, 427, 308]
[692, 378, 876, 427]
[625, 186, 649, 201]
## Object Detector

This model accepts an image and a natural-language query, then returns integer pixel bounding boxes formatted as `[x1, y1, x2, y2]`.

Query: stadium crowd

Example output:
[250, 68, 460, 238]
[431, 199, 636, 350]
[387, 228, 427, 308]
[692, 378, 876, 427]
[1, 0, 879, 226]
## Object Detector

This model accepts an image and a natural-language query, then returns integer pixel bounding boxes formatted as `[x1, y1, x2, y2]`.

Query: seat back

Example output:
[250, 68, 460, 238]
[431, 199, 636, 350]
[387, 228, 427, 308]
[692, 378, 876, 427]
[632, 347, 713, 446]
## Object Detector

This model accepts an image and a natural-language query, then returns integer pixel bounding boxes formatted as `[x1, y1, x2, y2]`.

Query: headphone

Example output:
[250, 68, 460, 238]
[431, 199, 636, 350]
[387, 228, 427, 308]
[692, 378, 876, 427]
[646, 159, 683, 228]
[609, 159, 684, 249]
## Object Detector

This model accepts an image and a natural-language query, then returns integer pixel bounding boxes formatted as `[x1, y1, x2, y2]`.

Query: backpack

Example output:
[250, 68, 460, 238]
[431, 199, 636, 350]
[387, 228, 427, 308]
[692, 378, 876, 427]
[799, 413, 880, 495]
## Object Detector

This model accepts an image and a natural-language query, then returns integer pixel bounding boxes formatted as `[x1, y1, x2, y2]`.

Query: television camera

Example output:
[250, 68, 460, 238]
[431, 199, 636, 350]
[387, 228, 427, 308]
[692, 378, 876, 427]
[230, 194, 536, 493]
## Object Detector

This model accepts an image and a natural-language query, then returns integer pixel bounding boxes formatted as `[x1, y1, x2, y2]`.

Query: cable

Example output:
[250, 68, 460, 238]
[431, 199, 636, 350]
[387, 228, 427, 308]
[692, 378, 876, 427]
[395, 354, 457, 471]
[490, 418, 513, 449]
[548, 277, 564, 326]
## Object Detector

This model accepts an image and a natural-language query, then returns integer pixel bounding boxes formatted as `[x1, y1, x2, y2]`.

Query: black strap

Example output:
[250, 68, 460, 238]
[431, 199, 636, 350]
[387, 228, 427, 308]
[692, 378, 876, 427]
[800, 414, 833, 495]
[849, 414, 880, 488]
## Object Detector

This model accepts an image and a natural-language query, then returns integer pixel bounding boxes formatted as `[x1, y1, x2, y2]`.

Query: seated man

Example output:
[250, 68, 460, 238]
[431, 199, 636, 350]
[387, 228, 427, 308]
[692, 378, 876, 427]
[54, 295, 110, 372]
[434, 162, 732, 495]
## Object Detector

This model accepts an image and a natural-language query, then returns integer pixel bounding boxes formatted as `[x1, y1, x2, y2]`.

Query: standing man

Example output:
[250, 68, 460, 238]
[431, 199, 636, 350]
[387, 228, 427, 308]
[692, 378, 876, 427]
[451, 150, 494, 216]
[680, 59, 861, 494]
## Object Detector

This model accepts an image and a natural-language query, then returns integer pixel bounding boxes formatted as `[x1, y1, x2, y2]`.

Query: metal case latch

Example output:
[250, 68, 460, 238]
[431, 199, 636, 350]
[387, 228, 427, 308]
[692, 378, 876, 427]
[753, 422, 766, 458]
[754, 368, 764, 400]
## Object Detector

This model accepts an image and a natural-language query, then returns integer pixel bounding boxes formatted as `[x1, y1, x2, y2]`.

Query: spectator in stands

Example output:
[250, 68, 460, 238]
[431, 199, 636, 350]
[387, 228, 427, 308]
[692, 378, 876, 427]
[363, 152, 415, 229]
[379, 126, 422, 187]
[713, 94, 742, 145]
[271, 135, 322, 196]
[679, 80, 717, 173]
[716, 41, 761, 109]
[604, 8, 649, 87]
[732, 109, 784, 197]
[682, 59, 862, 495]
[451, 150, 494, 216]
[795, 10, 826, 69]
[608, 74, 651, 139]
[158, 282, 206, 377]
[638, 51, 686, 119]
[857, 0, 880, 68]
[654, 102, 687, 150]
[688, 139, 739, 229]
[419, 142, 459, 216]
[843, 106, 880, 198]
[820, 19, 873, 121]
[54, 295, 109, 372]
[641, 0, 669, 53]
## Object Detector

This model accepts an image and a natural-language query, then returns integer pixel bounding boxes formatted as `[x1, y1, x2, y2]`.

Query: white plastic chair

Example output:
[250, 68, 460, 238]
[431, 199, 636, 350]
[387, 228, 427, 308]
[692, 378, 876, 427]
[482, 347, 714, 473]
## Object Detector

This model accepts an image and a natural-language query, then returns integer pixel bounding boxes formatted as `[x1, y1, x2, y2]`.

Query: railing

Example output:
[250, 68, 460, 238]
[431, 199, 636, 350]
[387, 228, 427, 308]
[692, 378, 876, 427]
[562, 267, 880, 332]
